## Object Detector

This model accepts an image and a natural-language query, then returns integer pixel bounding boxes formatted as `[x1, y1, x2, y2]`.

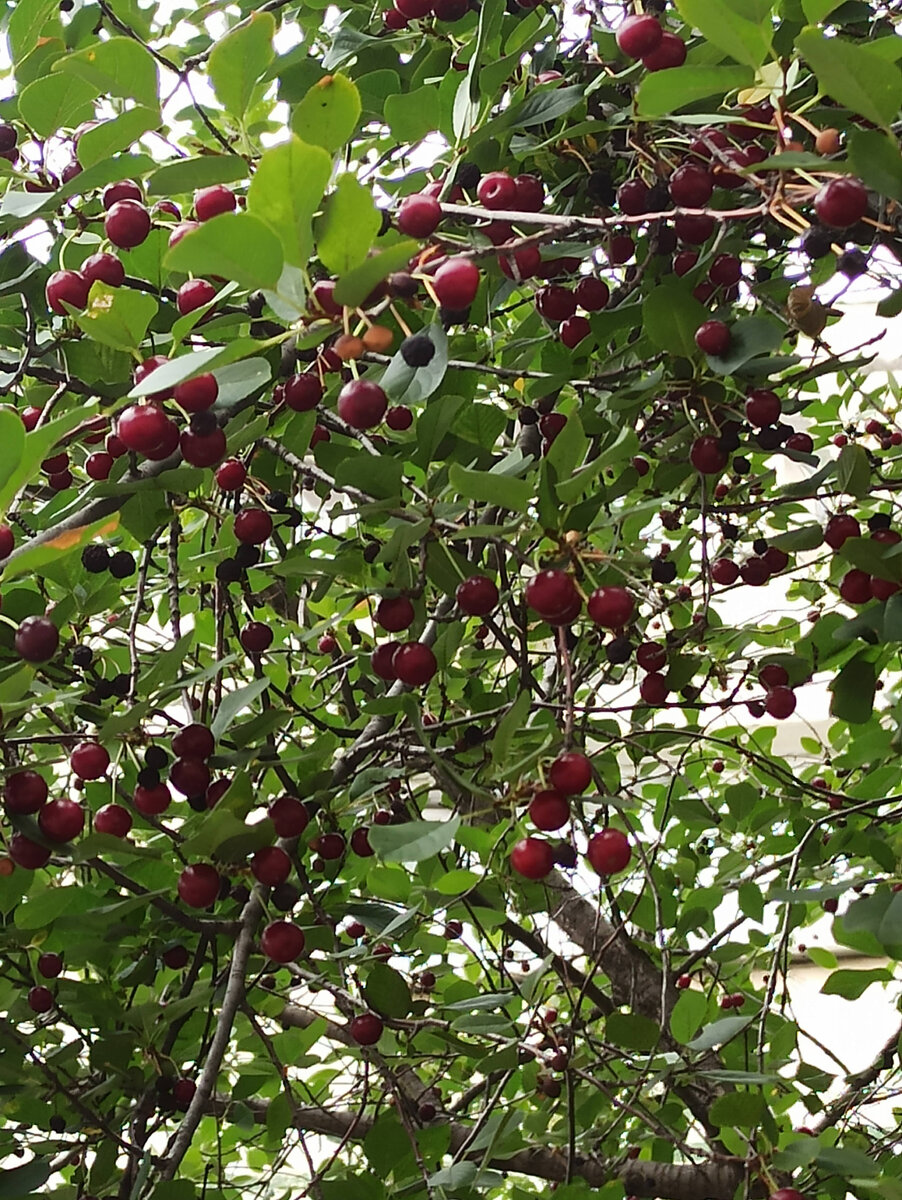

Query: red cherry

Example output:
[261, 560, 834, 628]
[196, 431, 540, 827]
[240, 622, 273, 654]
[180, 427, 226, 468]
[397, 193, 442, 237]
[268, 795, 309, 837]
[642, 32, 687, 70]
[510, 837, 554, 879]
[318, 634, 338, 652]
[0, 524, 13, 558]
[46, 269, 90, 315]
[215, 458, 246, 491]
[529, 790, 571, 831]
[536, 286, 576, 321]
[81, 252, 125, 288]
[195, 185, 236, 221]
[432, 0, 469, 19]
[616, 13, 662, 58]
[173, 374, 219, 419]
[133, 783, 171, 815]
[28, 985, 54, 1013]
[316, 832, 346, 860]
[349, 1013, 383, 1045]
[456, 575, 498, 616]
[310, 279, 342, 317]
[759, 664, 789, 689]
[351, 826, 374, 857]
[839, 569, 872, 604]
[694, 320, 730, 355]
[573, 277, 609, 311]
[5, 770, 48, 814]
[70, 741, 109, 780]
[673, 250, 699, 276]
[711, 558, 739, 585]
[172, 1078, 196, 1111]
[514, 174, 544, 211]
[814, 177, 867, 229]
[636, 642, 667, 672]
[559, 315, 591, 347]
[9, 834, 51, 870]
[15, 616, 59, 663]
[39, 798, 84, 842]
[261, 920, 305, 963]
[170, 758, 211, 796]
[871, 576, 900, 601]
[769, 1190, 806, 1200]
[690, 435, 728, 475]
[117, 404, 174, 454]
[102, 181, 142, 209]
[234, 508, 273, 544]
[741, 557, 770, 587]
[169, 221, 199, 249]
[617, 178, 651, 216]
[745, 389, 781, 427]
[252, 846, 292, 887]
[676, 974, 692, 989]
[675, 214, 715, 244]
[106, 433, 127, 457]
[283, 374, 323, 412]
[477, 171, 517, 210]
[669, 164, 713, 208]
[549, 752, 591, 795]
[525, 570, 579, 622]
[177, 279, 217, 315]
[586, 585, 634, 629]
[586, 827, 631, 875]
[785, 432, 813, 454]
[375, 595, 415, 632]
[94, 804, 132, 836]
[37, 952, 63, 978]
[433, 257, 480, 309]
[337, 379, 388, 430]
[177, 863, 220, 908]
[85, 452, 113, 480]
[105, 200, 151, 249]
[764, 685, 796, 719]
[708, 254, 741, 287]
[171, 723, 214, 760]
[498, 245, 542, 280]
[393, 642, 437, 685]
[372, 642, 400, 680]
[386, 406, 413, 431]
[639, 672, 668, 704]
[395, 0, 431, 17]
[763, 546, 790, 575]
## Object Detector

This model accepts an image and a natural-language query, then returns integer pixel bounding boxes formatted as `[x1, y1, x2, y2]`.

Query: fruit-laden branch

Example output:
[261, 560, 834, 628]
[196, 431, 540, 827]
[208, 1093, 746, 1199]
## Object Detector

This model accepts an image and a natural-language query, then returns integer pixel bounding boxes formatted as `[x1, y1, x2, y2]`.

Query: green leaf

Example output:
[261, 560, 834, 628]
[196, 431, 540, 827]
[0, 408, 28, 514]
[839, 536, 902, 582]
[476, 84, 583, 144]
[380, 323, 448, 405]
[448, 464, 531, 513]
[8, 0, 57, 64]
[883, 593, 902, 642]
[547, 410, 588, 479]
[815, 1145, 879, 1178]
[2, 511, 122, 583]
[75, 282, 158, 352]
[211, 678, 270, 741]
[706, 316, 785, 374]
[829, 652, 876, 725]
[821, 967, 892, 1000]
[292, 72, 361, 151]
[796, 27, 902, 130]
[76, 107, 161, 169]
[802, 0, 842, 19]
[709, 1091, 766, 1127]
[637, 66, 753, 118]
[877, 890, 902, 952]
[247, 136, 331, 268]
[147, 156, 249, 197]
[878, 288, 902, 319]
[367, 815, 460, 863]
[769, 524, 824, 552]
[54, 37, 158, 109]
[385, 87, 442, 142]
[0, 408, 84, 518]
[363, 963, 412, 1018]
[433, 869, 480, 895]
[674, 0, 772, 67]
[0, 1158, 52, 1198]
[644, 283, 707, 357]
[686, 1015, 753, 1050]
[208, 11, 276, 119]
[316, 174, 380, 275]
[333, 240, 420, 309]
[164, 213, 283, 291]
[606, 1012, 660, 1050]
[847, 128, 902, 202]
[835, 444, 871, 498]
[18, 74, 98, 139]
[669, 988, 707, 1044]
[491, 690, 531, 765]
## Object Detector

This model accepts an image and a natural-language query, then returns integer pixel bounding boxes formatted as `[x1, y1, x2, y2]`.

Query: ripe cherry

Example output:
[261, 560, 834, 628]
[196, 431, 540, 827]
[133, 783, 171, 815]
[177, 864, 220, 908]
[711, 558, 739, 585]
[839, 569, 872, 605]
[769, 1190, 806, 1200]
[477, 171, 517, 210]
[94, 804, 132, 836]
[393, 642, 437, 685]
[386, 406, 413, 431]
[669, 164, 713, 207]
[690, 436, 728, 475]
[349, 1013, 383, 1045]
[586, 827, 631, 875]
[85, 452, 113, 480]
[39, 798, 84, 843]
[15, 616, 59, 663]
[172, 1078, 197, 1110]
[0, 525, 13, 558]
[398, 193, 442, 237]
[283, 374, 323, 412]
[745, 389, 781, 427]
[433, 257, 479, 309]
[46, 269, 90, 315]
[82, 252, 125, 288]
[741, 557, 770, 587]
[510, 837, 554, 880]
[117, 404, 174, 455]
[241, 622, 273, 654]
[169, 758, 211, 797]
[695, 320, 731, 356]
[536, 286, 576, 322]
[814, 177, 867, 229]
[269, 795, 309, 837]
[643, 32, 687, 70]
[559, 315, 591, 348]
[709, 254, 741, 287]
[372, 642, 400, 680]
[5, 770, 48, 814]
[765, 686, 796, 719]
[252, 846, 292, 887]
[195, 185, 236, 221]
[676, 974, 692, 989]
[37, 952, 63, 978]
[587, 585, 634, 629]
[514, 174, 544, 210]
[636, 642, 667, 672]
[10, 834, 51, 870]
[616, 13, 662, 58]
[316, 832, 346, 860]
[70, 742, 109, 780]
[456, 575, 498, 616]
[215, 458, 246, 491]
[172, 723, 215, 760]
[318, 634, 338, 652]
[105, 200, 151, 249]
[529, 790, 571, 831]
[758, 664, 789, 689]
[234, 508, 273, 545]
[180, 427, 226, 468]
[28, 986, 54, 1014]
[375, 596, 415, 632]
[549, 752, 591, 795]
[617, 178, 651, 216]
[103, 180, 142, 209]
[351, 826, 374, 857]
[639, 672, 668, 705]
[337, 379, 388, 430]
[261, 920, 305, 963]
[525, 570, 579, 622]
[573, 277, 609, 311]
